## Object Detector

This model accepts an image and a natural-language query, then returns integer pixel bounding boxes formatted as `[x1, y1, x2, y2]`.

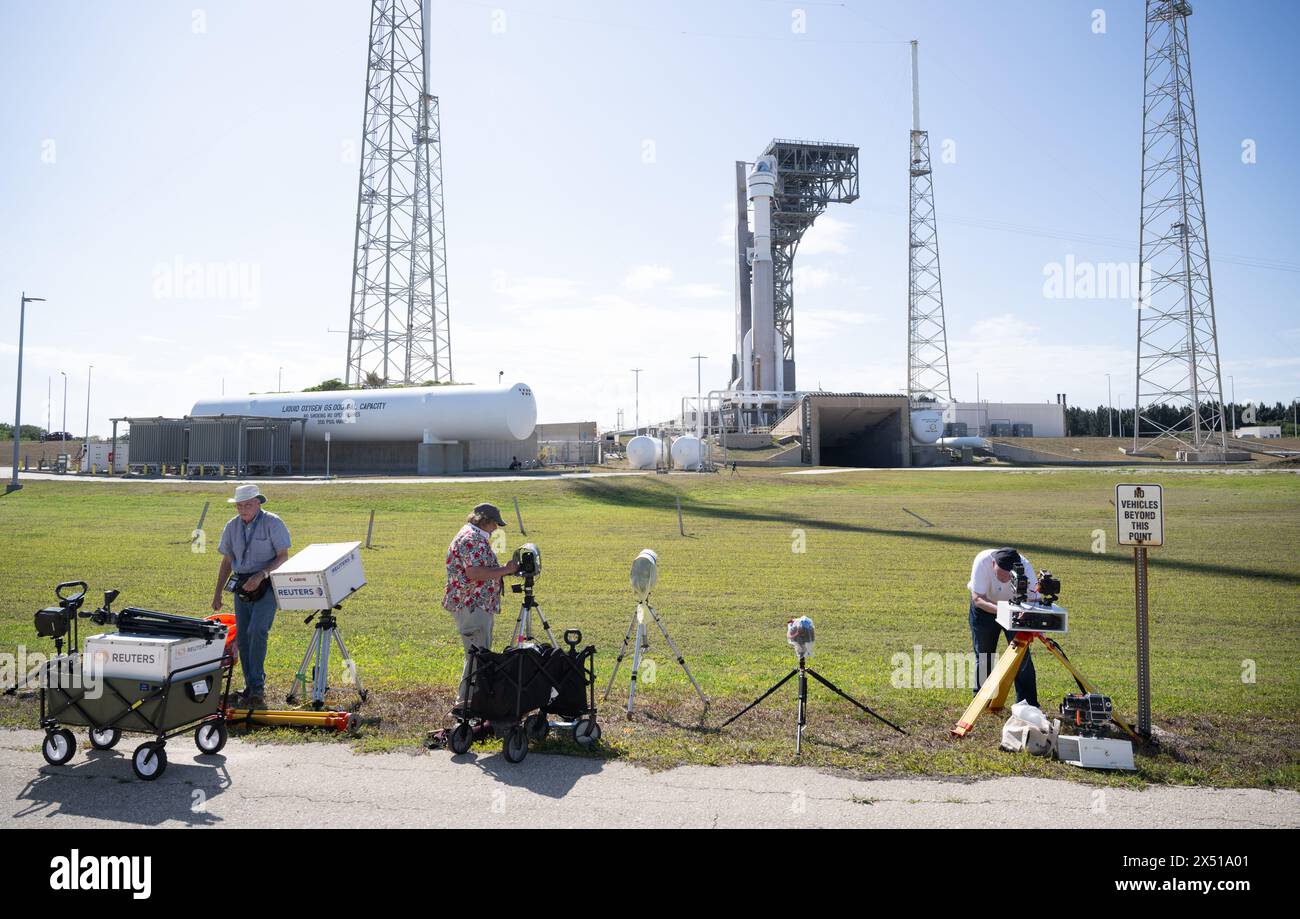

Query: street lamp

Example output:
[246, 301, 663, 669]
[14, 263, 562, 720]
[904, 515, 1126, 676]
[1229, 375, 1236, 435]
[1105, 372, 1113, 437]
[690, 354, 707, 435]
[631, 369, 643, 436]
[8, 292, 45, 493]
[83, 364, 93, 464]
[60, 371, 67, 445]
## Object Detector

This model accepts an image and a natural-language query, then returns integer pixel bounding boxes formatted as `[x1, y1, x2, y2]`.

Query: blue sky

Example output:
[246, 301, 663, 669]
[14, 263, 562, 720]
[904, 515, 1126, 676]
[2, 0, 1296, 434]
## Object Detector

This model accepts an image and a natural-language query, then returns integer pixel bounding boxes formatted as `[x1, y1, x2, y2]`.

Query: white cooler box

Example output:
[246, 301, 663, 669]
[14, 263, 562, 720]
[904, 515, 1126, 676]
[271, 541, 366, 611]
[82, 632, 226, 683]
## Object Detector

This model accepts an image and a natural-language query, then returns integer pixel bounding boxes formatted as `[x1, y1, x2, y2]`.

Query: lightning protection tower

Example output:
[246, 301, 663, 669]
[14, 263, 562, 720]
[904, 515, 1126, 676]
[345, 0, 452, 387]
[907, 40, 953, 407]
[1131, 0, 1227, 456]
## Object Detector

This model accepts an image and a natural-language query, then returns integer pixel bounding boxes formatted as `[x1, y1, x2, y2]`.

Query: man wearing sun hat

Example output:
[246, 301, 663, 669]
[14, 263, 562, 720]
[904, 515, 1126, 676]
[442, 503, 519, 701]
[212, 483, 292, 708]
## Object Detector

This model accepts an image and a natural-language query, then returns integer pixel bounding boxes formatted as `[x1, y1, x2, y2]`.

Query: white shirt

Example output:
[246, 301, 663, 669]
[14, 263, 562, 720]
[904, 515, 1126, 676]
[968, 549, 1037, 603]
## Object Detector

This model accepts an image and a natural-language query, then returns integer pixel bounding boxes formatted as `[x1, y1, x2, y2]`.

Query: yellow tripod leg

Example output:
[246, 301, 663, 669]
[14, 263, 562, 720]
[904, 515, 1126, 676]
[952, 636, 1030, 737]
[1038, 637, 1139, 742]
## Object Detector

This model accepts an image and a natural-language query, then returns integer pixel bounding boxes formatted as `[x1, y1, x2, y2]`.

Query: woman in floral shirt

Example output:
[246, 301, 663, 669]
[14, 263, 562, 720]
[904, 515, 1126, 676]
[443, 503, 518, 701]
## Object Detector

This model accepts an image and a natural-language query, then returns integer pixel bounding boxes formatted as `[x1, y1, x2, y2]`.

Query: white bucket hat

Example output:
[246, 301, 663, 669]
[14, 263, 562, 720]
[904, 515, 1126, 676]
[228, 483, 267, 504]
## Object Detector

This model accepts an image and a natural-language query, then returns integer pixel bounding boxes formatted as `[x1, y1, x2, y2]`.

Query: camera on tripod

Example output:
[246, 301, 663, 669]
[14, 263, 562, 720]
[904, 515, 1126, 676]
[999, 560, 1068, 633]
[1011, 558, 1063, 607]
[512, 543, 542, 581]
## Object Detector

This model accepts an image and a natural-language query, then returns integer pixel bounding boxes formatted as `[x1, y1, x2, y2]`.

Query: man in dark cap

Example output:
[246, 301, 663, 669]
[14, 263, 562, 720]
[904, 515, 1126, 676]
[442, 503, 519, 701]
[966, 546, 1039, 706]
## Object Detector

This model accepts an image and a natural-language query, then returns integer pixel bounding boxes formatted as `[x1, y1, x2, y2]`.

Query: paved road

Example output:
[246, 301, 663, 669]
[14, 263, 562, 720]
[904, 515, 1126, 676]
[0, 468, 649, 486]
[3, 729, 1296, 829]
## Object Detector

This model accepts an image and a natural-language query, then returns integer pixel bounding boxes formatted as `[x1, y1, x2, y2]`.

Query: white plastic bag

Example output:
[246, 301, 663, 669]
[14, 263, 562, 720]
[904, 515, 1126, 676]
[1012, 701, 1051, 733]
[1000, 704, 1057, 756]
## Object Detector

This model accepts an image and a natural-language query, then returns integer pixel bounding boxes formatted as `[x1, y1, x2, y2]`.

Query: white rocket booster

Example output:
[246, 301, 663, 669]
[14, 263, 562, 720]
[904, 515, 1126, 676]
[747, 156, 779, 393]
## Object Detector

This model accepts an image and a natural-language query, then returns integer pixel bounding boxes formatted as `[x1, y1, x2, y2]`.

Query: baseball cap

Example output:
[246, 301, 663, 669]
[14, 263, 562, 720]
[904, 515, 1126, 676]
[993, 547, 1020, 571]
[474, 503, 506, 526]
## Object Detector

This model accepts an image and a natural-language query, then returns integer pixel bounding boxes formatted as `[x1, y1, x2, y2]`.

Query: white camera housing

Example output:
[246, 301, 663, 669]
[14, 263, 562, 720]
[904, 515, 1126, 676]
[996, 600, 1068, 634]
[630, 549, 658, 602]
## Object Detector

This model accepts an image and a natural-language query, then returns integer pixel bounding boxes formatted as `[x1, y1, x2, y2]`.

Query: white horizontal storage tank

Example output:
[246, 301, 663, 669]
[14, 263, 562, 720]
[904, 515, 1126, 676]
[670, 435, 704, 470]
[626, 435, 664, 470]
[936, 436, 990, 449]
[910, 409, 943, 444]
[191, 383, 537, 443]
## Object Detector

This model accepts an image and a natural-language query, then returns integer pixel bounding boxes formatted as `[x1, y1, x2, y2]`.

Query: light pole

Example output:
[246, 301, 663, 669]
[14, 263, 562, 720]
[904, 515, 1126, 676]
[8, 292, 45, 493]
[60, 371, 67, 445]
[83, 364, 93, 463]
[47, 376, 51, 440]
[1118, 394, 1126, 438]
[278, 367, 283, 392]
[1229, 375, 1236, 434]
[690, 354, 707, 434]
[1105, 372, 1113, 437]
[631, 368, 643, 435]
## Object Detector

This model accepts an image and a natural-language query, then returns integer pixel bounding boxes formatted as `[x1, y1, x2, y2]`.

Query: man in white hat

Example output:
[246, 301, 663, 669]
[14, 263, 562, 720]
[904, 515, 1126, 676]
[212, 483, 292, 708]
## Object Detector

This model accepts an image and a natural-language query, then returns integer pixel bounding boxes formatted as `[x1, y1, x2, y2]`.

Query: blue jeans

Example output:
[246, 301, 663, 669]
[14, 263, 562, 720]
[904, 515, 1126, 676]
[233, 588, 278, 697]
[969, 600, 1038, 707]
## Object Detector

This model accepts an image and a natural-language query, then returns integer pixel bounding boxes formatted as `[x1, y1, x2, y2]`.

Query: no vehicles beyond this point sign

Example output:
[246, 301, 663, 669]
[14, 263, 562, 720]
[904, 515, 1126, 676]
[1116, 483, 1164, 548]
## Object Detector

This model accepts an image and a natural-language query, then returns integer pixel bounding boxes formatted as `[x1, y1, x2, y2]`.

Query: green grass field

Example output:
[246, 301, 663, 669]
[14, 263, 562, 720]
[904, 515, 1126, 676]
[2, 467, 1297, 788]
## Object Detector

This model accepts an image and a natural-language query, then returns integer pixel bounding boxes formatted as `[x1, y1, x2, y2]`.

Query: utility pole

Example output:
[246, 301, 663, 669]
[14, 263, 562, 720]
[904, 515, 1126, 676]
[60, 371, 67, 445]
[9, 292, 45, 493]
[631, 368, 643, 435]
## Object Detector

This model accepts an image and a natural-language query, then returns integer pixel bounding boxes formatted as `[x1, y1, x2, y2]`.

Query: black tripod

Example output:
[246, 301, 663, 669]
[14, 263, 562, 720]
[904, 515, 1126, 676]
[508, 576, 558, 649]
[722, 654, 906, 754]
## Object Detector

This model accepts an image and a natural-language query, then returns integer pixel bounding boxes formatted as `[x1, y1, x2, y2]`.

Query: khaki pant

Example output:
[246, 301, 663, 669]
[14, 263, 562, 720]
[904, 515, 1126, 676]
[452, 606, 498, 703]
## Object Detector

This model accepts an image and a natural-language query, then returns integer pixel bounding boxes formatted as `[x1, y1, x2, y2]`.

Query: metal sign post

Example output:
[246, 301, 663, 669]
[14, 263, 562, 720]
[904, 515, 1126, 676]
[1116, 483, 1164, 739]
[1133, 546, 1151, 737]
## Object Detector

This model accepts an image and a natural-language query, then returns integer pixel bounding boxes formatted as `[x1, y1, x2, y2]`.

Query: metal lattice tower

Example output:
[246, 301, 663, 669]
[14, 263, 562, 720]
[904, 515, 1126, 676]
[906, 41, 952, 406]
[765, 140, 860, 391]
[1132, 0, 1226, 454]
[346, 0, 452, 386]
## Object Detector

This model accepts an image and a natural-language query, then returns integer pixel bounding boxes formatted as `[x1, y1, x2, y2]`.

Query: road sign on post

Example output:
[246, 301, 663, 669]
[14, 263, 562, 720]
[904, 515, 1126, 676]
[1116, 483, 1163, 739]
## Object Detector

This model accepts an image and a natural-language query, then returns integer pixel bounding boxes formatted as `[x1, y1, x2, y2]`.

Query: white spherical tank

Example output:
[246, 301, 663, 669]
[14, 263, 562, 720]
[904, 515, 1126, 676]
[670, 435, 704, 470]
[625, 435, 664, 469]
[191, 383, 537, 442]
[910, 409, 944, 445]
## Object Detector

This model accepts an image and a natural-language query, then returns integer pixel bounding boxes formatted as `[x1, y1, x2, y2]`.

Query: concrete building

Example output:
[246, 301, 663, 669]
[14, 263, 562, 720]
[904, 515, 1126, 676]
[944, 401, 1066, 438]
[1235, 426, 1282, 439]
[772, 393, 911, 467]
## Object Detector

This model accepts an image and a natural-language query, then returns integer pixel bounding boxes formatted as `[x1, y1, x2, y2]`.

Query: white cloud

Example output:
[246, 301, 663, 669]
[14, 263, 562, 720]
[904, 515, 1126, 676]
[797, 215, 853, 255]
[622, 264, 673, 291]
[491, 274, 580, 304]
[671, 282, 728, 299]
[793, 265, 841, 290]
[797, 308, 879, 343]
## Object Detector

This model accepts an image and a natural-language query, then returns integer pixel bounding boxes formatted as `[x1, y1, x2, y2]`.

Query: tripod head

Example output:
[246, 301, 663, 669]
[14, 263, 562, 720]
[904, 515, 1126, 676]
[304, 602, 344, 627]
